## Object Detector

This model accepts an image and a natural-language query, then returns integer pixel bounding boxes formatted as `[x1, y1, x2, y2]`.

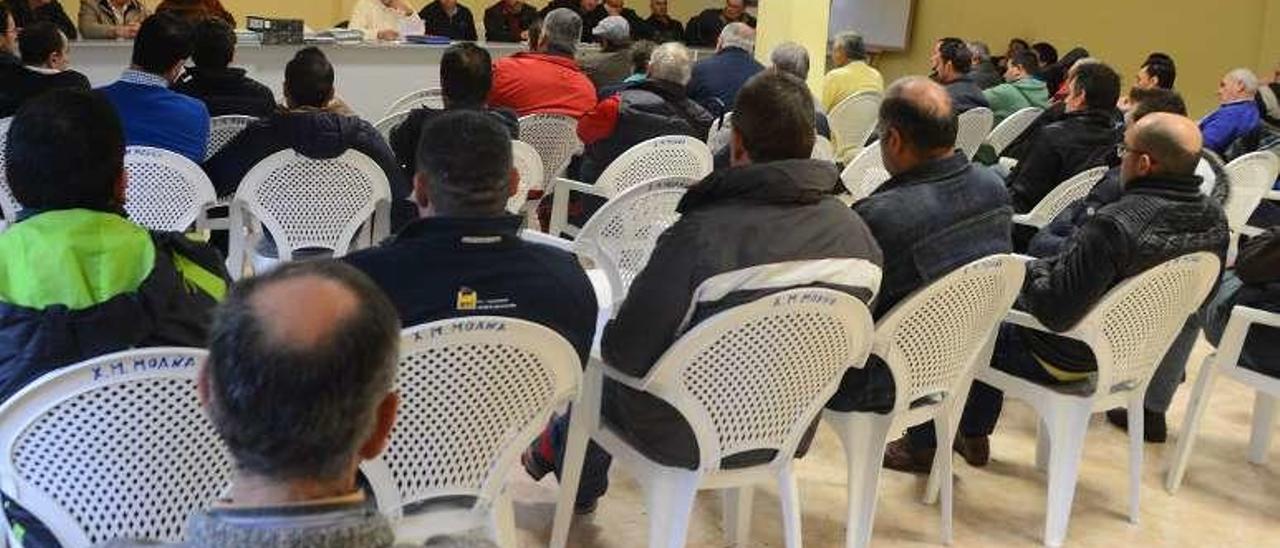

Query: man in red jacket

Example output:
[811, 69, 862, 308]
[487, 7, 596, 117]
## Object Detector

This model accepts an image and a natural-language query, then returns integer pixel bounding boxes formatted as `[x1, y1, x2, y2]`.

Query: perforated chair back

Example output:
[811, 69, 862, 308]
[510, 140, 544, 213]
[519, 114, 581, 190]
[812, 135, 836, 162]
[1222, 151, 1280, 233]
[955, 107, 995, 159]
[0, 117, 16, 230]
[367, 317, 580, 516]
[230, 149, 391, 265]
[123, 146, 218, 232]
[594, 135, 712, 197]
[206, 115, 256, 161]
[840, 141, 891, 201]
[374, 110, 414, 142]
[385, 88, 445, 116]
[0, 348, 232, 547]
[575, 177, 694, 304]
[875, 255, 1026, 416]
[985, 107, 1042, 157]
[829, 92, 882, 162]
[640, 288, 874, 472]
[1013, 165, 1110, 229]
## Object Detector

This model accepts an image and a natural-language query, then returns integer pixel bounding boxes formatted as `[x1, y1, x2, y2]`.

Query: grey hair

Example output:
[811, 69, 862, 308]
[648, 42, 694, 85]
[1227, 68, 1260, 94]
[968, 41, 991, 60]
[832, 31, 866, 61]
[718, 22, 754, 53]
[770, 42, 810, 80]
[541, 8, 583, 55]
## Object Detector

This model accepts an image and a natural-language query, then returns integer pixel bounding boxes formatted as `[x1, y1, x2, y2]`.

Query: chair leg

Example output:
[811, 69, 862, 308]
[722, 486, 754, 547]
[490, 490, 518, 548]
[550, 417, 591, 548]
[1248, 392, 1278, 465]
[1042, 401, 1091, 548]
[1035, 418, 1051, 473]
[1126, 395, 1144, 524]
[1166, 354, 1220, 492]
[778, 464, 804, 548]
[925, 378, 974, 506]
[643, 469, 700, 548]
[828, 412, 892, 548]
[936, 409, 956, 545]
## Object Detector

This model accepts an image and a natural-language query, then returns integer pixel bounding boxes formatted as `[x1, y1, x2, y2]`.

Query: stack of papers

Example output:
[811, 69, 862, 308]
[234, 30, 262, 45]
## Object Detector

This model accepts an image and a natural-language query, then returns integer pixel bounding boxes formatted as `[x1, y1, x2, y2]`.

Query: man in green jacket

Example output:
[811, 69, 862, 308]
[983, 49, 1050, 123]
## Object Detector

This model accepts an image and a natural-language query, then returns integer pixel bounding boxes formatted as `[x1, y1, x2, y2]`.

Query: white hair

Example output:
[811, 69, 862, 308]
[718, 22, 754, 53]
[770, 42, 810, 80]
[648, 42, 693, 85]
[1227, 68, 1260, 94]
[541, 8, 583, 55]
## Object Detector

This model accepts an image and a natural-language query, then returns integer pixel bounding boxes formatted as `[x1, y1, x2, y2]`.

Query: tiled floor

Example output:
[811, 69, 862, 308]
[505, 338, 1280, 547]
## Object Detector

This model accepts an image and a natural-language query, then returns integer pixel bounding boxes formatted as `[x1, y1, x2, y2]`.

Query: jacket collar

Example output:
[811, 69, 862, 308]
[679, 159, 838, 213]
[392, 215, 523, 246]
[629, 78, 688, 101]
[120, 69, 170, 88]
[98, 0, 143, 15]
[717, 47, 752, 59]
[1123, 173, 1206, 201]
[513, 51, 580, 69]
[878, 152, 971, 192]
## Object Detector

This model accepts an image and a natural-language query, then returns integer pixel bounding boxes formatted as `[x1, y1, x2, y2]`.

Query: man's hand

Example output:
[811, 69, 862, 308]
[117, 23, 140, 39]
[377, 29, 401, 41]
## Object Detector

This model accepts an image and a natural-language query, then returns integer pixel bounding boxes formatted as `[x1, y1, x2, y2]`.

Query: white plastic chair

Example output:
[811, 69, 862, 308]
[1222, 152, 1280, 258]
[375, 110, 414, 142]
[123, 146, 218, 232]
[829, 92, 882, 163]
[573, 177, 694, 307]
[519, 114, 582, 192]
[228, 149, 392, 277]
[510, 140, 544, 216]
[551, 287, 877, 548]
[840, 141, 891, 202]
[1167, 305, 1280, 492]
[812, 135, 837, 162]
[706, 112, 733, 154]
[1011, 165, 1110, 229]
[0, 117, 16, 231]
[955, 107, 995, 160]
[824, 254, 1026, 548]
[985, 107, 1043, 158]
[549, 135, 711, 237]
[974, 252, 1221, 547]
[385, 88, 445, 117]
[0, 348, 232, 547]
[205, 115, 256, 161]
[362, 317, 580, 546]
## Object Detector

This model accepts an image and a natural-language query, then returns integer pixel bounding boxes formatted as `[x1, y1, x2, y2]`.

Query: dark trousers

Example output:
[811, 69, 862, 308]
[541, 407, 612, 505]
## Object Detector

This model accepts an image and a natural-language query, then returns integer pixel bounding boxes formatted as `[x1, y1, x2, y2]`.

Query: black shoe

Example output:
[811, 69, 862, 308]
[1105, 408, 1168, 443]
[883, 435, 936, 474]
[574, 499, 598, 515]
[953, 435, 990, 467]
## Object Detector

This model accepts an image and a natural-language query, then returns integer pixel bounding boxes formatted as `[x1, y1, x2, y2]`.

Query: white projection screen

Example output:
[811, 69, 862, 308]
[827, 0, 914, 51]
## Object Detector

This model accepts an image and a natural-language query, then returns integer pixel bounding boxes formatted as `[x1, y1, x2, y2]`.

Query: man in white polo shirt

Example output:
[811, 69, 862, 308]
[349, 0, 420, 42]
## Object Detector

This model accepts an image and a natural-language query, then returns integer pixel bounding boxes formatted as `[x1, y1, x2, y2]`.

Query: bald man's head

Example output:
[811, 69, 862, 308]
[1121, 112, 1202, 184]
[879, 76, 957, 174]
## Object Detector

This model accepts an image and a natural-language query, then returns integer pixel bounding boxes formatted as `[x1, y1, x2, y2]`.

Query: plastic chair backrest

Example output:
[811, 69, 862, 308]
[840, 141, 890, 201]
[0, 117, 16, 229]
[374, 110, 414, 142]
[205, 115, 256, 162]
[0, 348, 232, 547]
[874, 255, 1026, 414]
[829, 92, 882, 161]
[123, 146, 218, 231]
[594, 135, 712, 197]
[371, 317, 580, 515]
[510, 140, 544, 212]
[574, 177, 694, 304]
[1018, 165, 1110, 228]
[1076, 252, 1221, 394]
[519, 114, 582, 189]
[641, 288, 874, 472]
[1222, 151, 1280, 233]
[812, 135, 837, 162]
[707, 112, 733, 153]
[955, 107, 995, 159]
[385, 88, 445, 116]
[232, 149, 391, 260]
[985, 107, 1042, 157]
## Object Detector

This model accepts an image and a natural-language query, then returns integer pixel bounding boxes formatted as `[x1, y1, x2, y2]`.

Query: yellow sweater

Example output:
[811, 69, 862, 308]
[822, 61, 884, 113]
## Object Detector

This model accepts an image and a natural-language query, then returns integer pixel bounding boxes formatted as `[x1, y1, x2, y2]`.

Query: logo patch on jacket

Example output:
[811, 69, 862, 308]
[456, 287, 478, 310]
[455, 286, 518, 312]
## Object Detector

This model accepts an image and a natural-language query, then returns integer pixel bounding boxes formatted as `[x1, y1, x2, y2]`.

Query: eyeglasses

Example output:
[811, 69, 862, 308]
[1116, 143, 1148, 158]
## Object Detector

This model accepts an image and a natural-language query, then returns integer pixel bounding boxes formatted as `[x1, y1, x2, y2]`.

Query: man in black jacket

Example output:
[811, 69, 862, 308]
[482, 0, 537, 42]
[0, 21, 90, 118]
[541, 0, 606, 35]
[10, 0, 77, 40]
[419, 0, 477, 40]
[685, 0, 754, 48]
[929, 37, 988, 113]
[641, 0, 681, 43]
[172, 18, 276, 118]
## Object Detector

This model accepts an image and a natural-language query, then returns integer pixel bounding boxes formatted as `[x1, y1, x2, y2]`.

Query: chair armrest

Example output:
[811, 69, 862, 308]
[1011, 214, 1042, 229]
[547, 177, 609, 236]
[1242, 225, 1265, 238]
[1003, 309, 1055, 333]
[591, 356, 650, 391]
[1266, 190, 1280, 202]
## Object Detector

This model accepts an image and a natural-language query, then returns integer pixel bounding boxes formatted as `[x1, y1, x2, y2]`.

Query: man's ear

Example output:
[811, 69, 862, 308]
[113, 168, 128, 208]
[507, 167, 520, 199]
[730, 128, 750, 166]
[413, 172, 431, 209]
[358, 392, 400, 460]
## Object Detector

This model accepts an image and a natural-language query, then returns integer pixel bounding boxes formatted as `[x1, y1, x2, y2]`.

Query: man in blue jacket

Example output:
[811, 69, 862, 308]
[1200, 68, 1262, 154]
[686, 22, 762, 116]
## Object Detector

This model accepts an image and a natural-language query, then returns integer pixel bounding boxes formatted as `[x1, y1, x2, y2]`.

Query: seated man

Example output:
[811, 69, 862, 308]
[685, 0, 754, 48]
[822, 31, 883, 113]
[891, 113, 1229, 471]
[0, 21, 90, 118]
[98, 12, 209, 163]
[769, 42, 832, 139]
[419, 0, 477, 40]
[154, 0, 235, 26]
[482, 0, 538, 43]
[389, 43, 519, 180]
[828, 77, 1012, 436]
[577, 42, 714, 183]
[643, 0, 682, 43]
[488, 8, 597, 118]
[78, 0, 149, 39]
[349, 0, 419, 42]
[1200, 68, 1262, 154]
[577, 16, 633, 90]
[204, 47, 414, 229]
[1135, 54, 1176, 91]
[10, 0, 77, 40]
[1201, 227, 1280, 376]
[982, 50, 1048, 123]
[930, 37, 988, 113]
[541, 0, 606, 33]
[173, 18, 276, 118]
[686, 22, 763, 116]
[0, 6, 16, 75]
[1005, 61, 1122, 214]
[0, 89, 228, 404]
[968, 41, 1003, 90]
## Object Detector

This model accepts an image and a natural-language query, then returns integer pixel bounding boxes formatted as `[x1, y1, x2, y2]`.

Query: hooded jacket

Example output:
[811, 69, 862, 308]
[983, 76, 1050, 123]
[577, 79, 715, 184]
[600, 159, 883, 469]
[172, 66, 277, 118]
[1006, 108, 1122, 213]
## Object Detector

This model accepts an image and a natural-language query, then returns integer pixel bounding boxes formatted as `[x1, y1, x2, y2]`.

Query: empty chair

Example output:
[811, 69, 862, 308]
[510, 140, 543, 215]
[206, 115, 256, 162]
[840, 141, 891, 202]
[375, 110, 414, 143]
[1167, 305, 1280, 492]
[123, 146, 218, 232]
[227, 149, 392, 277]
[812, 135, 837, 162]
[0, 117, 15, 230]
[973, 252, 1220, 547]
[825, 254, 1026, 548]
[829, 91, 882, 163]
[1011, 165, 1110, 229]
[985, 106, 1043, 159]
[385, 87, 445, 117]
[0, 347, 233, 546]
[551, 288, 876, 548]
[363, 317, 580, 546]
[955, 107, 995, 160]
[519, 114, 582, 191]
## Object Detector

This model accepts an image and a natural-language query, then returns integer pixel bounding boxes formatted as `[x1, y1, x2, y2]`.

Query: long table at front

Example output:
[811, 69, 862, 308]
[70, 40, 715, 121]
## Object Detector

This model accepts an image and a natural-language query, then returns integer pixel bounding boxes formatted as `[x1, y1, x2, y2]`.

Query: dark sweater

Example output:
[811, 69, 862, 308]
[172, 66, 277, 118]
[0, 66, 91, 118]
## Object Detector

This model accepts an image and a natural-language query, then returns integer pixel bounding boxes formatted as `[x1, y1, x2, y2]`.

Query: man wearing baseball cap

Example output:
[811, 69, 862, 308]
[577, 15, 633, 90]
